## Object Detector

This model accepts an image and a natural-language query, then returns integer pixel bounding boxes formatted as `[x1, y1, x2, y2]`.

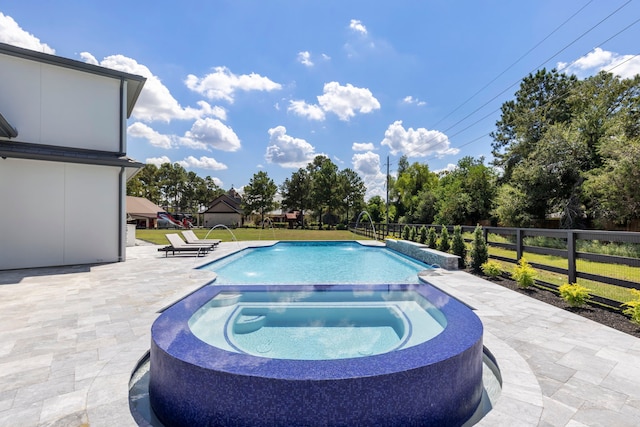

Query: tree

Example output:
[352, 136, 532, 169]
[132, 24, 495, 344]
[469, 225, 488, 271]
[157, 163, 187, 210]
[491, 69, 578, 182]
[393, 160, 438, 223]
[491, 69, 640, 228]
[280, 168, 311, 222]
[366, 196, 386, 223]
[307, 156, 339, 227]
[127, 164, 161, 204]
[435, 156, 497, 225]
[337, 168, 366, 223]
[438, 226, 450, 252]
[584, 138, 640, 226]
[242, 171, 277, 228]
[451, 225, 466, 268]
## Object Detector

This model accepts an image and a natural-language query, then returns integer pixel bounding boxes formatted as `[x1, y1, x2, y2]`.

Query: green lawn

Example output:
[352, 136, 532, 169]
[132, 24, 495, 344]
[135, 228, 371, 245]
[487, 246, 637, 303]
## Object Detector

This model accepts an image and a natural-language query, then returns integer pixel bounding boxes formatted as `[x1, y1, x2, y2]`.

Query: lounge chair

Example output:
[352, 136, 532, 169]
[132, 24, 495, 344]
[182, 230, 221, 246]
[158, 233, 212, 257]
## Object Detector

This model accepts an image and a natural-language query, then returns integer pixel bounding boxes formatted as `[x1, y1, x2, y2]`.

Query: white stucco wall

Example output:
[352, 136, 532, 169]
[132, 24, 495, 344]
[0, 53, 121, 152]
[0, 158, 122, 269]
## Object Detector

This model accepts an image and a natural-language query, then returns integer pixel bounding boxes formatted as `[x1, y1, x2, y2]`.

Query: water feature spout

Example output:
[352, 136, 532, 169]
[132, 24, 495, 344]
[354, 211, 377, 240]
[203, 224, 239, 245]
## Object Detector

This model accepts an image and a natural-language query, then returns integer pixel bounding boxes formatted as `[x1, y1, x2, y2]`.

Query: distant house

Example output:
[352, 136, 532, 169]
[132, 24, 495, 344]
[202, 189, 244, 228]
[0, 42, 145, 270]
[126, 196, 164, 229]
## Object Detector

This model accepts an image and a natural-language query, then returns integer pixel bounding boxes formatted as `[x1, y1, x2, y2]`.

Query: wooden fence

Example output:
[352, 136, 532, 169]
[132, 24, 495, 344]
[349, 222, 640, 310]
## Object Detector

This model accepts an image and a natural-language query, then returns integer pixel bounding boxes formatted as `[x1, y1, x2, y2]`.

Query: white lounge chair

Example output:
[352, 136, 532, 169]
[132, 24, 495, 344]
[158, 233, 212, 257]
[182, 230, 221, 246]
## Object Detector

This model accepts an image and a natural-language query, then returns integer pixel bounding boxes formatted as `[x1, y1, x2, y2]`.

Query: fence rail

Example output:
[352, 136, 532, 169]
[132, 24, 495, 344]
[349, 223, 640, 311]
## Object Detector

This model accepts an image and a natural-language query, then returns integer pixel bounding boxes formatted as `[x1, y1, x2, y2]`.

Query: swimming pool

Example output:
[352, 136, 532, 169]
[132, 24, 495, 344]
[149, 241, 487, 426]
[199, 241, 432, 284]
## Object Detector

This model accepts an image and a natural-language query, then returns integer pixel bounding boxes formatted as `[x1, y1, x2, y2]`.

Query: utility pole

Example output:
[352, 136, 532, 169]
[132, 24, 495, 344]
[385, 155, 390, 226]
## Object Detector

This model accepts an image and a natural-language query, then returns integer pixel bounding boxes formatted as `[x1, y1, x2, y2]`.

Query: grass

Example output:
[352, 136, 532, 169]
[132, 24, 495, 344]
[487, 246, 637, 303]
[135, 228, 371, 245]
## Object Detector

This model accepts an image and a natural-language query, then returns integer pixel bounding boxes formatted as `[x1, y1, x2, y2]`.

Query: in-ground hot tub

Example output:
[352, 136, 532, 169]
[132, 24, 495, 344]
[149, 284, 484, 427]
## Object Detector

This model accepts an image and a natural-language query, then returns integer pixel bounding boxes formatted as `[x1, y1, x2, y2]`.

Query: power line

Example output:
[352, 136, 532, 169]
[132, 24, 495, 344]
[432, 0, 594, 129]
[405, 0, 640, 162]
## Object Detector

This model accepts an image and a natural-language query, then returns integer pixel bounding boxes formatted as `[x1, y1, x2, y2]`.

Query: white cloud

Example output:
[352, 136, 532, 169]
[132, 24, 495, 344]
[181, 118, 241, 152]
[435, 163, 457, 174]
[0, 13, 55, 54]
[146, 156, 172, 167]
[352, 151, 386, 199]
[83, 53, 225, 122]
[319, 82, 380, 121]
[349, 19, 368, 35]
[381, 120, 459, 158]
[288, 100, 326, 121]
[264, 126, 317, 168]
[297, 51, 313, 67]
[288, 82, 379, 122]
[558, 48, 640, 79]
[185, 66, 282, 103]
[177, 155, 227, 171]
[402, 96, 426, 106]
[353, 151, 382, 176]
[127, 122, 173, 149]
[352, 142, 375, 151]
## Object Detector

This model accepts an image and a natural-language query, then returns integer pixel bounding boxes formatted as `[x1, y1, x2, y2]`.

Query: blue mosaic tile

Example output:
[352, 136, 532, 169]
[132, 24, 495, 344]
[149, 284, 483, 426]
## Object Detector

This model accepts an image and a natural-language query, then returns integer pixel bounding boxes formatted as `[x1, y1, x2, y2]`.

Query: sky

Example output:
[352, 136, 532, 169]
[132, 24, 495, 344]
[1, 1, 639, 200]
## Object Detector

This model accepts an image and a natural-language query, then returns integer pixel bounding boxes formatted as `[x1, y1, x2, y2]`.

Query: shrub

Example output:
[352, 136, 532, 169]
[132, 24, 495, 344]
[481, 260, 502, 278]
[512, 257, 536, 288]
[438, 226, 450, 252]
[409, 226, 417, 242]
[418, 225, 427, 244]
[402, 225, 410, 240]
[559, 283, 590, 308]
[451, 225, 466, 268]
[623, 289, 640, 325]
[427, 227, 438, 249]
[469, 225, 488, 271]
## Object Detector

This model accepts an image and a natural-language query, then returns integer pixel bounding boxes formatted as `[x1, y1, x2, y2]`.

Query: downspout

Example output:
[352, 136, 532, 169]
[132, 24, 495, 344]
[119, 166, 125, 261]
[118, 77, 127, 261]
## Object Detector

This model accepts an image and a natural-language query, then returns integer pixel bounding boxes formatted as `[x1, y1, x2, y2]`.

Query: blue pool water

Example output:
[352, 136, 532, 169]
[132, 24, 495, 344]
[188, 290, 446, 360]
[199, 241, 432, 284]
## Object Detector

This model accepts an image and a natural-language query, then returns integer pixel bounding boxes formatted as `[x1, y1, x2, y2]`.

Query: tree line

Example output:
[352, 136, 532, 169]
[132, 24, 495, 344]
[126, 155, 367, 227]
[370, 69, 639, 229]
[128, 69, 639, 230]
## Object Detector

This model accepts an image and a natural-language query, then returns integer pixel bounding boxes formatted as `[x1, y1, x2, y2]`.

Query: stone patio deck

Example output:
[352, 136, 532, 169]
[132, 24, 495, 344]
[0, 242, 639, 426]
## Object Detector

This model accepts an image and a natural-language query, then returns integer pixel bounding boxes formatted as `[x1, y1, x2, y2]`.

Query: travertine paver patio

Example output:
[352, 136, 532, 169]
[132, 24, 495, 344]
[0, 242, 639, 426]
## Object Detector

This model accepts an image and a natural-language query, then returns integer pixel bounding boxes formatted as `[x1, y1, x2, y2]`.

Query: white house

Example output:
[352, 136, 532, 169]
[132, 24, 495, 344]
[0, 42, 146, 270]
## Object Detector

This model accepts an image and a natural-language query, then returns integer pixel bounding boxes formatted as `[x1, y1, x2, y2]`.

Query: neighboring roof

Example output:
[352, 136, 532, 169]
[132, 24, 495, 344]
[0, 42, 146, 118]
[204, 194, 243, 214]
[0, 112, 17, 138]
[126, 196, 164, 218]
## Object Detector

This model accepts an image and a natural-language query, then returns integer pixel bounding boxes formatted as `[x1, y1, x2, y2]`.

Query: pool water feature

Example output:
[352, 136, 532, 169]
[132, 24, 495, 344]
[150, 283, 484, 427]
[189, 290, 446, 360]
[199, 241, 431, 284]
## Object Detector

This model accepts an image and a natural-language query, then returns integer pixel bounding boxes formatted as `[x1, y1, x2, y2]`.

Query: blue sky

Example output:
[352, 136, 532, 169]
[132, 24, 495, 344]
[2, 1, 639, 199]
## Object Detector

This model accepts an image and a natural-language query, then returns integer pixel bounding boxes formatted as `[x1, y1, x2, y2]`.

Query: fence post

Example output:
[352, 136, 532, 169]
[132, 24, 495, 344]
[567, 230, 576, 284]
[516, 228, 523, 261]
